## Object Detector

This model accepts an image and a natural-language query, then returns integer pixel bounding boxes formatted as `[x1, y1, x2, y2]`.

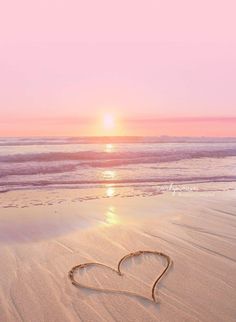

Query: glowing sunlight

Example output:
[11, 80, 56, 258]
[106, 186, 115, 197]
[105, 206, 120, 226]
[102, 170, 116, 180]
[105, 143, 114, 153]
[103, 114, 115, 130]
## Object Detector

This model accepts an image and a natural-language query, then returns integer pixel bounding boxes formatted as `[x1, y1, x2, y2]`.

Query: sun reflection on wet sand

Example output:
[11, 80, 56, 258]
[105, 206, 120, 226]
[106, 186, 115, 197]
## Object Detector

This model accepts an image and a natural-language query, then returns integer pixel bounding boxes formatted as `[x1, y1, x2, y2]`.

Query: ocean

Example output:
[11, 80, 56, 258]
[1, 136, 236, 192]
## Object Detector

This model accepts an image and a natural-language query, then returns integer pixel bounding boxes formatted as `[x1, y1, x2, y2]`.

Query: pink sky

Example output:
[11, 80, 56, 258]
[0, 1, 236, 136]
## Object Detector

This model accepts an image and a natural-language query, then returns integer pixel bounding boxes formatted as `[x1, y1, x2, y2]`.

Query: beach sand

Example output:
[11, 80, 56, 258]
[0, 188, 236, 321]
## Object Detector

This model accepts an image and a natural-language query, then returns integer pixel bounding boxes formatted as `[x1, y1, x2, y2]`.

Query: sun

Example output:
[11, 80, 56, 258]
[103, 114, 115, 130]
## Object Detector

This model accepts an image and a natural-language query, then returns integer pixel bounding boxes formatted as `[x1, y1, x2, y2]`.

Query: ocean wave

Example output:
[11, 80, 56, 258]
[1, 139, 236, 191]
[0, 164, 77, 178]
[1, 136, 236, 146]
[1, 148, 236, 166]
[1, 175, 236, 189]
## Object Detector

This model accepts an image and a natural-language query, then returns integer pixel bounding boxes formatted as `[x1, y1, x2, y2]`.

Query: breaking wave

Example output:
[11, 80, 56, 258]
[1, 137, 236, 191]
[1, 148, 236, 166]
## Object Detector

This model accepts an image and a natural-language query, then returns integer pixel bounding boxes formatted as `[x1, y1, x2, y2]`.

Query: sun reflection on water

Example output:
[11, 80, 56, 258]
[105, 143, 114, 153]
[102, 170, 116, 180]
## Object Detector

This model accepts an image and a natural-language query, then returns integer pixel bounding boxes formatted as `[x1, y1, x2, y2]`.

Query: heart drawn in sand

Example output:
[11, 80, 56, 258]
[68, 250, 172, 303]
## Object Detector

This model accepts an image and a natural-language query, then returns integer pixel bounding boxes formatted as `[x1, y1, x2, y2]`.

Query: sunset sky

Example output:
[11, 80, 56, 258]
[0, 1, 236, 136]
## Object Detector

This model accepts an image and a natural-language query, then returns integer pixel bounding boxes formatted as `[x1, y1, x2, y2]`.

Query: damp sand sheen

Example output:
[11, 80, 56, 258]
[0, 187, 236, 322]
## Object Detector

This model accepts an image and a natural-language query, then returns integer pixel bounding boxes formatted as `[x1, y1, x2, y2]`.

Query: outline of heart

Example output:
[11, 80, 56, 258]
[68, 250, 172, 303]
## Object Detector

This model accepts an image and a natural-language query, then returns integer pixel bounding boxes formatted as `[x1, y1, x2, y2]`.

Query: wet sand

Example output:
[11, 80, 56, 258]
[0, 188, 236, 321]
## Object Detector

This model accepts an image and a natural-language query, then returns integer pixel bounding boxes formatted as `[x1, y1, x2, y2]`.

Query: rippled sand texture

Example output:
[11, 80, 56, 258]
[0, 190, 236, 321]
